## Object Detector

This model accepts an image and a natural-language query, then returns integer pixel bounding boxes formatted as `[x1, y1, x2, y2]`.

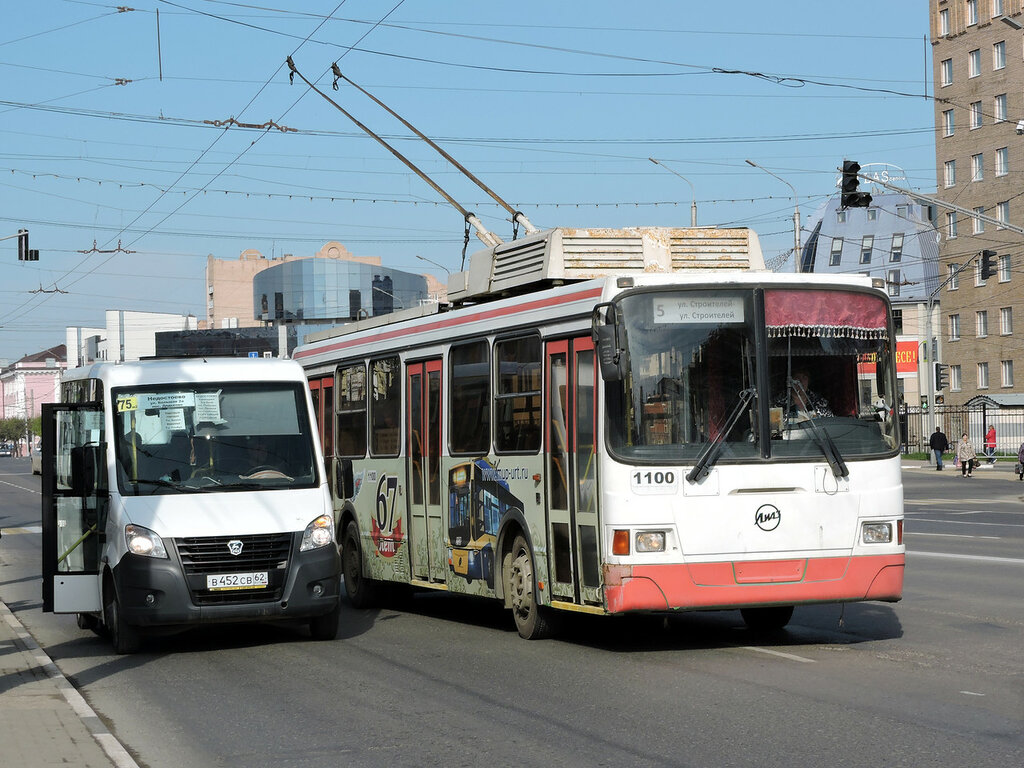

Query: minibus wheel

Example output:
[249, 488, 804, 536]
[508, 534, 551, 640]
[103, 578, 141, 654]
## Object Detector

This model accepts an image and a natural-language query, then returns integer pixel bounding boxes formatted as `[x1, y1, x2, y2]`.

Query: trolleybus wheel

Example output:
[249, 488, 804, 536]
[508, 534, 551, 640]
[740, 605, 794, 632]
[342, 521, 380, 609]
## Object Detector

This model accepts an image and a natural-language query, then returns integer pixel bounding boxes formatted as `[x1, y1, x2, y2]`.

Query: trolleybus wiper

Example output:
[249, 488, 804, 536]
[787, 379, 849, 478]
[686, 387, 756, 484]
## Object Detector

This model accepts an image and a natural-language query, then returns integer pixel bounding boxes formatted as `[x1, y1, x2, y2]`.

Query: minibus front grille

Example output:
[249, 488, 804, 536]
[175, 533, 292, 605]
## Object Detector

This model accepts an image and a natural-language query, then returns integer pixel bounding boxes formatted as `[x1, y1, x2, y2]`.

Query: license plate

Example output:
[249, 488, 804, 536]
[206, 572, 269, 591]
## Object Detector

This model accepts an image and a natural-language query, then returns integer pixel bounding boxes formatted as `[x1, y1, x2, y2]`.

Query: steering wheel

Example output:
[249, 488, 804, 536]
[241, 465, 293, 480]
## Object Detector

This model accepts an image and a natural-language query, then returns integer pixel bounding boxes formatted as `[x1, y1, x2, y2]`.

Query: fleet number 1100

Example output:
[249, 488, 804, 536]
[633, 471, 675, 485]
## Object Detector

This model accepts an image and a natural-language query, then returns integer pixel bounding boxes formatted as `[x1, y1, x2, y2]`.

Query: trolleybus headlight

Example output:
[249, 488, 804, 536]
[635, 531, 666, 553]
[861, 522, 893, 544]
[300, 514, 335, 552]
[125, 524, 168, 558]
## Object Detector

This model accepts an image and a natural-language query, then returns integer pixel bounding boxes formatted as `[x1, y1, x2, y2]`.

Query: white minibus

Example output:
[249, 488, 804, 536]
[41, 358, 341, 653]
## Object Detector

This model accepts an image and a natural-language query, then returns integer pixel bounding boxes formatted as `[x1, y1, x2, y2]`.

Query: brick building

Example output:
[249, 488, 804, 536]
[930, 0, 1024, 402]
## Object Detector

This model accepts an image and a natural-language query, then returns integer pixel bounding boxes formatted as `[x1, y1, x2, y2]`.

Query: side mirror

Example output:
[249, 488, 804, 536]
[592, 302, 628, 381]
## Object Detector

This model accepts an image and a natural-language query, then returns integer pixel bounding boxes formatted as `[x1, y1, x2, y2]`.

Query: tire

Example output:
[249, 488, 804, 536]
[308, 599, 341, 641]
[740, 605, 794, 633]
[507, 534, 552, 640]
[103, 580, 141, 654]
[341, 521, 380, 609]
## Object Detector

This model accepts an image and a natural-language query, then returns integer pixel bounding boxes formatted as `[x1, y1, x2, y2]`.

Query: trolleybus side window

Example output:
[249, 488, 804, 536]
[494, 335, 542, 453]
[337, 363, 367, 458]
[370, 357, 400, 457]
[450, 340, 491, 454]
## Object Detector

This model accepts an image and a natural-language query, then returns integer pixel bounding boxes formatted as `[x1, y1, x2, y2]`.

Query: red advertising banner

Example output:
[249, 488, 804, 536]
[858, 340, 918, 375]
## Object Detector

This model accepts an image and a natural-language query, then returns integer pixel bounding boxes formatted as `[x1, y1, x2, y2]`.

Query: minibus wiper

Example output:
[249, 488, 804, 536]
[686, 387, 756, 484]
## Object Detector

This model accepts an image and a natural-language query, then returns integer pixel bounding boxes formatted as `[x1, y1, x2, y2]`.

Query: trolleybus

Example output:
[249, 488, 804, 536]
[297, 226, 904, 639]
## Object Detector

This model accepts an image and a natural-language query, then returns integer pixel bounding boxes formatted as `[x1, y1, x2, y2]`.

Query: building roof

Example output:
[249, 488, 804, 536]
[963, 394, 1024, 409]
[11, 344, 67, 367]
[790, 192, 940, 304]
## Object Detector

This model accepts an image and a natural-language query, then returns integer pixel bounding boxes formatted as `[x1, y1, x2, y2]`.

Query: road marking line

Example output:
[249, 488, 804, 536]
[907, 531, 1001, 540]
[908, 550, 1024, 565]
[1, 526, 43, 534]
[960, 691, 986, 697]
[739, 645, 816, 663]
[0, 478, 39, 495]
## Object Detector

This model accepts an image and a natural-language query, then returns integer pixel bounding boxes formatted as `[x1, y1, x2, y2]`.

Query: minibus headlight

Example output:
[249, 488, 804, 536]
[635, 531, 666, 553]
[300, 514, 335, 552]
[862, 522, 893, 544]
[125, 524, 168, 558]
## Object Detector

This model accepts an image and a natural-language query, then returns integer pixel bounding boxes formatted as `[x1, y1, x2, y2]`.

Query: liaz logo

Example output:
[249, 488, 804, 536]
[755, 504, 781, 532]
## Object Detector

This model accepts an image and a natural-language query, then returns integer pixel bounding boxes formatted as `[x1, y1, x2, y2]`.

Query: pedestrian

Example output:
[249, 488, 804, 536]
[928, 426, 949, 470]
[1016, 441, 1024, 481]
[984, 424, 997, 464]
[957, 433, 977, 477]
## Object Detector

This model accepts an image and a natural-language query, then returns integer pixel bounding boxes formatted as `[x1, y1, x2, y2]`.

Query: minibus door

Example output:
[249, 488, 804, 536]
[41, 403, 108, 615]
[546, 337, 602, 605]
[407, 360, 445, 583]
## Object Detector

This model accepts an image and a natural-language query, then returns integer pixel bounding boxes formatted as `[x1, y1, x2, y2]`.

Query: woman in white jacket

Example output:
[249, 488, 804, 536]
[956, 433, 977, 477]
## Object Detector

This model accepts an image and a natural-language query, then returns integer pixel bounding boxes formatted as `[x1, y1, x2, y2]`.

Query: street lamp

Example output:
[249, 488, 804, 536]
[649, 158, 697, 227]
[415, 254, 451, 276]
[745, 159, 801, 272]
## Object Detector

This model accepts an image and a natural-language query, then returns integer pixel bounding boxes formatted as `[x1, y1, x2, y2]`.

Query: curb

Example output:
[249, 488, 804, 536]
[0, 600, 141, 768]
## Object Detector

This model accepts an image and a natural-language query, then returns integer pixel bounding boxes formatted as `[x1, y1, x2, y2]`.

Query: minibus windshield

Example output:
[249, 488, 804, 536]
[112, 382, 317, 495]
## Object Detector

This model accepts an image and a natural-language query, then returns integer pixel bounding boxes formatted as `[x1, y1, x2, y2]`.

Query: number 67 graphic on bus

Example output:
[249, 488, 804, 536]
[376, 474, 399, 532]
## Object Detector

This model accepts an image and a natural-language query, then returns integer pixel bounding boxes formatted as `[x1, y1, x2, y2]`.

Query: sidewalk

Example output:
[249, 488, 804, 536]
[0, 599, 139, 768]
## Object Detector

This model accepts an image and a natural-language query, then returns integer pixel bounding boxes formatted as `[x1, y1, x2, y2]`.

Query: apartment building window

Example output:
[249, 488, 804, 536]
[860, 235, 873, 264]
[993, 0, 1004, 17]
[950, 364, 962, 391]
[999, 255, 1011, 282]
[946, 211, 958, 238]
[1002, 360, 1014, 388]
[892, 309, 903, 335]
[973, 207, 986, 234]
[994, 94, 1007, 123]
[1000, 306, 1013, 334]
[995, 147, 1009, 176]
[942, 109, 954, 136]
[978, 362, 989, 389]
[867, 209, 878, 221]
[976, 260, 987, 286]
[889, 233, 904, 262]
[971, 153, 983, 181]
[887, 269, 901, 297]
[836, 209, 847, 224]
[948, 263, 960, 290]
[969, 48, 981, 77]
[940, 7, 951, 34]
[967, 0, 978, 25]
[949, 313, 961, 341]
[969, 101, 983, 129]
[997, 201, 1009, 226]
[829, 237, 843, 266]
[941, 58, 953, 86]
[977, 310, 989, 337]
[944, 159, 956, 187]
[896, 204, 909, 218]
[993, 41, 1006, 70]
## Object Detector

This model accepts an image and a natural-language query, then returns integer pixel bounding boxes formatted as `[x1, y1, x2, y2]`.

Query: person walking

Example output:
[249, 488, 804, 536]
[1016, 441, 1024, 481]
[957, 433, 977, 477]
[929, 426, 949, 470]
[984, 424, 997, 464]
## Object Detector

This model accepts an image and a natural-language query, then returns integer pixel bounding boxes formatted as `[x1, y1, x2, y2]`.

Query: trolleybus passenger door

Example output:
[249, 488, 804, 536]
[407, 360, 445, 583]
[546, 337, 603, 605]
[41, 403, 108, 615]
[308, 374, 334, 494]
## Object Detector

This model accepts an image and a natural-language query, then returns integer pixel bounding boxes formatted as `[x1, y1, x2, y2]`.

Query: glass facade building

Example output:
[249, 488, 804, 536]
[253, 258, 429, 324]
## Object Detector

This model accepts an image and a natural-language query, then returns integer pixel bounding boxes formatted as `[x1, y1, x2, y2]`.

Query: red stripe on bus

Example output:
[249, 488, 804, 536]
[603, 554, 904, 613]
[294, 286, 605, 360]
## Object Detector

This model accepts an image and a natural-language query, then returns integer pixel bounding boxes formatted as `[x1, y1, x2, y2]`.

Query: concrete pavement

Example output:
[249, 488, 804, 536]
[0, 598, 139, 768]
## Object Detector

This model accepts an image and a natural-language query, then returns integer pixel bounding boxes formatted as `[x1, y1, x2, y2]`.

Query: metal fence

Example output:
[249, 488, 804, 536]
[900, 403, 1024, 459]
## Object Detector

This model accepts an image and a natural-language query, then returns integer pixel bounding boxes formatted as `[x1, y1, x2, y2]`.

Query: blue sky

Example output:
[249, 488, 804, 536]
[0, 0, 934, 362]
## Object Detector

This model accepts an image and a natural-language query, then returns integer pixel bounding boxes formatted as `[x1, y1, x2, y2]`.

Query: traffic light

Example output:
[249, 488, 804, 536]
[980, 250, 997, 280]
[934, 362, 949, 392]
[16, 229, 38, 261]
[841, 160, 872, 208]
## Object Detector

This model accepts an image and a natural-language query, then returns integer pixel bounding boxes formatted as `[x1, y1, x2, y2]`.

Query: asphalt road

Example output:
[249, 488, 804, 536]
[1, 457, 1021, 768]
